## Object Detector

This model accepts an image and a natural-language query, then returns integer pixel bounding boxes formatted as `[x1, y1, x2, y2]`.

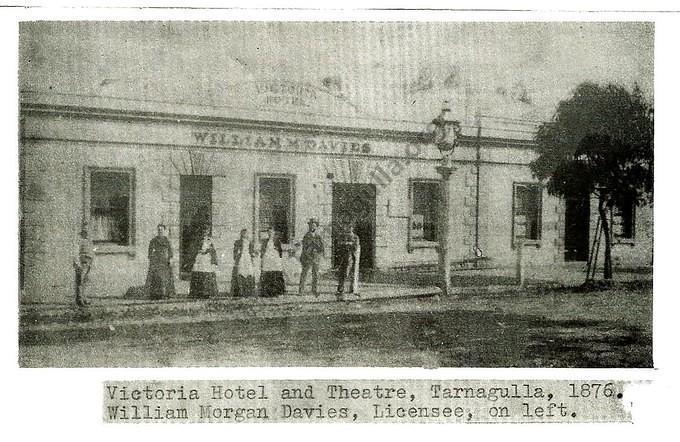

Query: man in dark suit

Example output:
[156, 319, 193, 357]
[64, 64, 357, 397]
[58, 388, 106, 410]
[335, 222, 361, 299]
[299, 218, 324, 296]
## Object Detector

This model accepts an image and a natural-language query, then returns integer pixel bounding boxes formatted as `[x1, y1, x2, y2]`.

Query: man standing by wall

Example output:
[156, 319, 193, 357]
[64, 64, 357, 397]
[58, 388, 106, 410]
[336, 222, 361, 300]
[73, 227, 94, 307]
[298, 218, 324, 297]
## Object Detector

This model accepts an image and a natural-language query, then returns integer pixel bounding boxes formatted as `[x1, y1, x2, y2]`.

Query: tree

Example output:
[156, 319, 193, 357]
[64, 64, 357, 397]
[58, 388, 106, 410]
[530, 82, 653, 280]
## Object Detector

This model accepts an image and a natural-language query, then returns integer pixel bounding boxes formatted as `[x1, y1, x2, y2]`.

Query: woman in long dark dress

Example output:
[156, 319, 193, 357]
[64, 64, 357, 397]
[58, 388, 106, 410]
[189, 232, 218, 299]
[145, 223, 176, 300]
[260, 228, 286, 297]
[231, 228, 256, 297]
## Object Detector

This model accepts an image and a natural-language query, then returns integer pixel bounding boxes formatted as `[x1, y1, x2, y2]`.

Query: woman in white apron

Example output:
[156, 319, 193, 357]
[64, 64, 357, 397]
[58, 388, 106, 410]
[260, 228, 286, 297]
[231, 228, 256, 297]
[189, 231, 218, 299]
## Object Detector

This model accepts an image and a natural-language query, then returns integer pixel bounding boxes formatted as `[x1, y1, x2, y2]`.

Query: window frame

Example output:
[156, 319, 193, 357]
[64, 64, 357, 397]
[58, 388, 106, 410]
[511, 182, 543, 248]
[83, 166, 136, 255]
[408, 178, 440, 250]
[254, 173, 296, 245]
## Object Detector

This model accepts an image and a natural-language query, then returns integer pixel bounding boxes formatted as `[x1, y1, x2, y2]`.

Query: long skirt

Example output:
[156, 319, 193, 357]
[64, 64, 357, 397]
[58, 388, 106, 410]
[260, 271, 286, 297]
[189, 271, 217, 299]
[231, 271, 256, 297]
[145, 263, 176, 300]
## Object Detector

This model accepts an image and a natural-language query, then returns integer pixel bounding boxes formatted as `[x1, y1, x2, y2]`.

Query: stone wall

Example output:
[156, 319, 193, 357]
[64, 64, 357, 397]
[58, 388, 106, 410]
[19, 109, 653, 303]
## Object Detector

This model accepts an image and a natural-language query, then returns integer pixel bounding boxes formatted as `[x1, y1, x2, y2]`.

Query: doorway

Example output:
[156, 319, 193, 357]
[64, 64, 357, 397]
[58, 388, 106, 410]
[564, 194, 590, 261]
[331, 183, 376, 270]
[179, 175, 213, 279]
[256, 175, 294, 244]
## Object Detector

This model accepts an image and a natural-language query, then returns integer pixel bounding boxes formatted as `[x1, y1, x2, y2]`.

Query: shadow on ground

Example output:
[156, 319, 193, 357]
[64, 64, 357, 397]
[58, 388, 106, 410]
[362, 270, 519, 287]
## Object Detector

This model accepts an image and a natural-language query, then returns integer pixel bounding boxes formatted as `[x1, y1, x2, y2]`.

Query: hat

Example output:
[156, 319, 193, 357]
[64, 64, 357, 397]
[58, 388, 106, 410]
[308, 217, 320, 226]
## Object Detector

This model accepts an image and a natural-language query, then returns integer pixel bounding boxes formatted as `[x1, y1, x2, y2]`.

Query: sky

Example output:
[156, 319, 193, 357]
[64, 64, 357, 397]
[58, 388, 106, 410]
[19, 21, 654, 126]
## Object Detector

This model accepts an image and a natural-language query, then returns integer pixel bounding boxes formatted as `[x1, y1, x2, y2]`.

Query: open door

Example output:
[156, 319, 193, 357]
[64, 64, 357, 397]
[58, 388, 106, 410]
[179, 175, 213, 279]
[331, 183, 376, 270]
[564, 194, 590, 261]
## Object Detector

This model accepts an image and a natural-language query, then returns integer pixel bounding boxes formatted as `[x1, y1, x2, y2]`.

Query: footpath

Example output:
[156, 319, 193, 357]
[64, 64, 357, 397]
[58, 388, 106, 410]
[20, 281, 443, 332]
[19, 265, 652, 333]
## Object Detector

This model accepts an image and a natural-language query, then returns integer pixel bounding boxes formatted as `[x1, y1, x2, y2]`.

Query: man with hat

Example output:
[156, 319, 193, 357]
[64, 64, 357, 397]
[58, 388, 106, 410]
[336, 221, 361, 299]
[299, 217, 324, 296]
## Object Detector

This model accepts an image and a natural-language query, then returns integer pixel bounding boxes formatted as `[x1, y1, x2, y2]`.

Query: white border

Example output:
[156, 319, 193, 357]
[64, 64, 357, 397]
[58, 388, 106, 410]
[3, 3, 678, 440]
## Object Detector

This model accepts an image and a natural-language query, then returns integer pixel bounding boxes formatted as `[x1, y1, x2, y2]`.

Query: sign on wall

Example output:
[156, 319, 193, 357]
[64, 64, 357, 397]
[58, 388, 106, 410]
[255, 81, 318, 108]
[191, 130, 372, 155]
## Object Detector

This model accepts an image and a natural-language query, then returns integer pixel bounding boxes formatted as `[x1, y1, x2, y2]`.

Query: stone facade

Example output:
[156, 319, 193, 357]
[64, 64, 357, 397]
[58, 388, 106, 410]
[19, 95, 653, 303]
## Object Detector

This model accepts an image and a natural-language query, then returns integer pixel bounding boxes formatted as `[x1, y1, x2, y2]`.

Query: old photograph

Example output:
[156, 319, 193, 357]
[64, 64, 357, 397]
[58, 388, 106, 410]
[17, 21, 653, 368]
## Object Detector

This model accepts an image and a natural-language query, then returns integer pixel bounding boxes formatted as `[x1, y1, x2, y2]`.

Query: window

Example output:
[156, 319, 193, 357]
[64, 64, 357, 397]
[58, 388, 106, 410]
[257, 175, 295, 244]
[612, 196, 636, 240]
[410, 180, 439, 243]
[88, 168, 134, 247]
[512, 183, 542, 246]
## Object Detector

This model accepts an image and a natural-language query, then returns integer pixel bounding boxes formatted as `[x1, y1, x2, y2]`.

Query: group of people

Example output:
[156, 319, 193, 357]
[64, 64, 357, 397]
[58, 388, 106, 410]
[297, 217, 361, 299]
[73, 217, 361, 306]
[143, 223, 290, 300]
[230, 226, 286, 298]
